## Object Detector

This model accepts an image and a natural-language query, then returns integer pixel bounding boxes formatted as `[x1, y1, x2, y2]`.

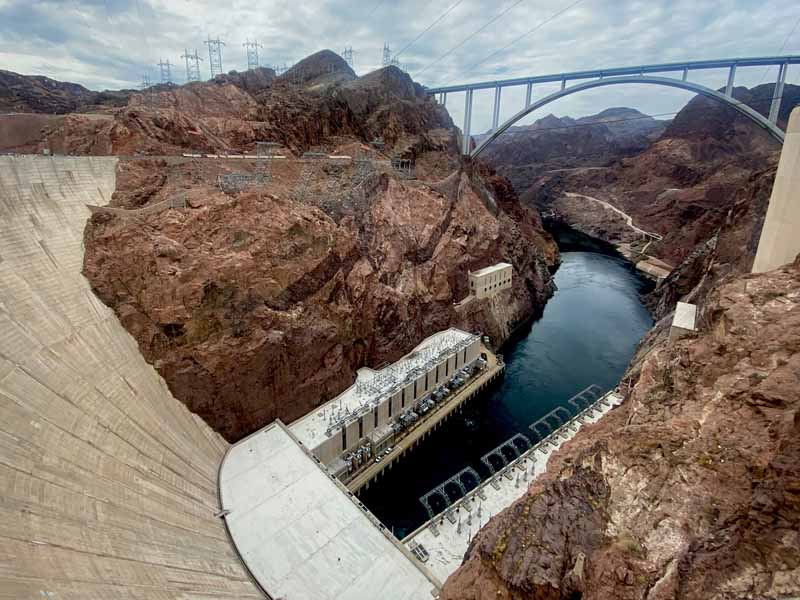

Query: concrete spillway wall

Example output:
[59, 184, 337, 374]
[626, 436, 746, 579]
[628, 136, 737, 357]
[752, 106, 800, 274]
[0, 156, 260, 599]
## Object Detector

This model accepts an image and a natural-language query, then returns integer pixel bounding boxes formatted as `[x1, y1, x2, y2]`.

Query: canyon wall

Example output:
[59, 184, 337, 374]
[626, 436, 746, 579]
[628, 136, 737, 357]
[440, 147, 800, 597]
[67, 51, 558, 441]
[442, 246, 800, 600]
[500, 84, 800, 267]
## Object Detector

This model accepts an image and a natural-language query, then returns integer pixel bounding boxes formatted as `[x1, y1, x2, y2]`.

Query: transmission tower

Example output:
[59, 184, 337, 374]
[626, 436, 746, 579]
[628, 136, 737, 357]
[342, 47, 353, 68]
[204, 36, 226, 77]
[243, 39, 263, 70]
[181, 49, 203, 82]
[157, 59, 173, 85]
[139, 74, 153, 107]
[255, 142, 281, 183]
[382, 44, 391, 67]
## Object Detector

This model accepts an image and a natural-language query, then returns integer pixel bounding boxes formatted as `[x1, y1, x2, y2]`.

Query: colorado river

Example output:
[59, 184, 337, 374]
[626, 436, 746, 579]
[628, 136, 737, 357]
[359, 244, 654, 538]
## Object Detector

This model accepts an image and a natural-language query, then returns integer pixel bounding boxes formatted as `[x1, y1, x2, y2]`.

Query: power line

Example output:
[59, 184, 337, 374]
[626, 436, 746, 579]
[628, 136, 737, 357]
[756, 13, 800, 85]
[367, 0, 388, 18]
[444, 0, 586, 86]
[413, 0, 526, 77]
[392, 0, 466, 61]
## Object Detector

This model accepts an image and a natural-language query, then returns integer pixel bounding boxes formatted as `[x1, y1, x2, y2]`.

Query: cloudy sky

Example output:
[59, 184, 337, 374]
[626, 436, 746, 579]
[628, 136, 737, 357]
[1, 0, 798, 131]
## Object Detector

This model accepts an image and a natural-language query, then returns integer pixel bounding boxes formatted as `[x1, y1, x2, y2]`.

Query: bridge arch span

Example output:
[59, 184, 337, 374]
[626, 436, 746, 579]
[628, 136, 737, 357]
[471, 75, 785, 158]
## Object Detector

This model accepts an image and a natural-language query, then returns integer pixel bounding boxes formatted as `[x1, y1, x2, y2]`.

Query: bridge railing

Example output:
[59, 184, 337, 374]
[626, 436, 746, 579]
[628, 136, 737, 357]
[426, 55, 800, 155]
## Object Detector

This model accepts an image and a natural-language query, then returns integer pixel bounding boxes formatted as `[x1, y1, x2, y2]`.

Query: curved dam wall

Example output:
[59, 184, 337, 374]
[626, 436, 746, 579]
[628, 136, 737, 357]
[0, 156, 261, 599]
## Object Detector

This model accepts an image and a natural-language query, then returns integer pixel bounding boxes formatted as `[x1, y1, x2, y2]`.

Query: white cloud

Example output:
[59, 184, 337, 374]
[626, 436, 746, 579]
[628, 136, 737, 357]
[0, 0, 798, 128]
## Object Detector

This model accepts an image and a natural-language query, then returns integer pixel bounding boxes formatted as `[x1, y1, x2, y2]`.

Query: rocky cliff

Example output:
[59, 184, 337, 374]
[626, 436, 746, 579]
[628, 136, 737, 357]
[511, 84, 800, 266]
[480, 107, 667, 190]
[77, 51, 557, 441]
[441, 252, 800, 600]
[0, 68, 132, 113]
[440, 155, 800, 598]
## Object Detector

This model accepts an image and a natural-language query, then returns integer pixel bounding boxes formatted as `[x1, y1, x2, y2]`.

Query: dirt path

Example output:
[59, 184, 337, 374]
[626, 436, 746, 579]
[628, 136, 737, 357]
[564, 191, 663, 241]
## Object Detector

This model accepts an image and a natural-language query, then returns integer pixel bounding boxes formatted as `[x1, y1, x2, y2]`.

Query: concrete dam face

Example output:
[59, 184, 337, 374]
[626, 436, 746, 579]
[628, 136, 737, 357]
[0, 156, 260, 599]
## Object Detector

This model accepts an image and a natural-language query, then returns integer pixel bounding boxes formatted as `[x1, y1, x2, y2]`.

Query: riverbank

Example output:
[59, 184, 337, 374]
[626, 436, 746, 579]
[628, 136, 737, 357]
[543, 208, 673, 280]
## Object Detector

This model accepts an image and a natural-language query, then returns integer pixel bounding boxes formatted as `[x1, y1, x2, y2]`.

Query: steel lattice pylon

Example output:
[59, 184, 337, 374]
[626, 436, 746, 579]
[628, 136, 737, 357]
[419, 466, 481, 520]
[255, 142, 281, 183]
[479, 433, 531, 475]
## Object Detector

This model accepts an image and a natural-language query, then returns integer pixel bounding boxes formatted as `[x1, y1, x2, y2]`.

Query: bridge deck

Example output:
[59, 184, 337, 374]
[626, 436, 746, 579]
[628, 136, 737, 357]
[426, 55, 800, 93]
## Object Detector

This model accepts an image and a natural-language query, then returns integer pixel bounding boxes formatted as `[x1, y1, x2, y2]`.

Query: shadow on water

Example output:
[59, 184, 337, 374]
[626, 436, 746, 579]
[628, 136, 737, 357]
[358, 226, 655, 539]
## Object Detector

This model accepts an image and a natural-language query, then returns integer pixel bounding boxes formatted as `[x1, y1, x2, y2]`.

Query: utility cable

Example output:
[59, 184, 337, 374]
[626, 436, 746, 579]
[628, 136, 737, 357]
[413, 0, 526, 77]
[756, 13, 800, 85]
[392, 0, 467, 61]
[443, 0, 586, 86]
[367, 0, 389, 18]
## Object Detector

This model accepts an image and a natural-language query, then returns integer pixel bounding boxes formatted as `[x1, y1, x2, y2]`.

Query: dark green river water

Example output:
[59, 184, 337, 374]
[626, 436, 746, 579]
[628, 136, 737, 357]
[360, 234, 654, 538]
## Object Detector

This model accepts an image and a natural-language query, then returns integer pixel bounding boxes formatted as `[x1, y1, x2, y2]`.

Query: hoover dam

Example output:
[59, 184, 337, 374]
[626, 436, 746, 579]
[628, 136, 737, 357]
[1, 25, 798, 595]
[0, 155, 262, 599]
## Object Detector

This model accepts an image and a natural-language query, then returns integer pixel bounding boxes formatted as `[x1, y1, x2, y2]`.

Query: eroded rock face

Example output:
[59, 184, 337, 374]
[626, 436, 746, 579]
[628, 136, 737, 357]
[78, 58, 557, 441]
[480, 107, 667, 190]
[84, 163, 555, 441]
[441, 258, 800, 600]
[513, 84, 799, 266]
[645, 165, 776, 321]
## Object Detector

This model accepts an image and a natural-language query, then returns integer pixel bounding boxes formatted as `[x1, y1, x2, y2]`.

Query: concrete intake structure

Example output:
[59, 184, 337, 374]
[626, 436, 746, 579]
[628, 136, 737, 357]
[0, 156, 261, 599]
[752, 106, 800, 273]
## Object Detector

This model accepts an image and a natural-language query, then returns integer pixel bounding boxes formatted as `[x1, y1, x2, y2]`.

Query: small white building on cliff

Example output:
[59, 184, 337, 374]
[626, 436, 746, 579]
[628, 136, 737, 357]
[469, 262, 513, 299]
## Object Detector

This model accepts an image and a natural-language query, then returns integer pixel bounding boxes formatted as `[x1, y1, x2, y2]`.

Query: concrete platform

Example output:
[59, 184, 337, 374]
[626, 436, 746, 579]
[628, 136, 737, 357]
[219, 421, 440, 600]
[403, 392, 624, 583]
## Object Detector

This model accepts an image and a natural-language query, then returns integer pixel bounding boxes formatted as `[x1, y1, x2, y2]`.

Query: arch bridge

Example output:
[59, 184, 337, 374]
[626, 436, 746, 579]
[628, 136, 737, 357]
[426, 56, 800, 156]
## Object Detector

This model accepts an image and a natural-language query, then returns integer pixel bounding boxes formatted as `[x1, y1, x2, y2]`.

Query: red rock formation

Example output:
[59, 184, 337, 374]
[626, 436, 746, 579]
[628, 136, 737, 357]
[480, 107, 667, 189]
[0, 68, 132, 113]
[79, 53, 558, 441]
[84, 161, 555, 441]
[441, 253, 800, 600]
[509, 84, 799, 266]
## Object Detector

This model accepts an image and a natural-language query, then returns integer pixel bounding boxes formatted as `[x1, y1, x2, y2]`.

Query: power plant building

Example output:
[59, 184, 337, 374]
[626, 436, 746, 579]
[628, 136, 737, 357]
[289, 328, 482, 472]
[469, 262, 513, 299]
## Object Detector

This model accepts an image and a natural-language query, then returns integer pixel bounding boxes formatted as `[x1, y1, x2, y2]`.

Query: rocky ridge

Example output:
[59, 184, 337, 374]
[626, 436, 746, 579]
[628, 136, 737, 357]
[480, 107, 667, 190]
[511, 84, 800, 266]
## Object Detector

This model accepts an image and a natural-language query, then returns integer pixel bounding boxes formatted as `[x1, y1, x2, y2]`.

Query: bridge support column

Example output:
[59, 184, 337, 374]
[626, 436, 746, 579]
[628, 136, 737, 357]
[560, 79, 566, 91]
[525, 83, 533, 107]
[682, 68, 688, 81]
[725, 65, 737, 96]
[462, 89, 473, 155]
[491, 86, 502, 131]
[752, 107, 800, 273]
[768, 62, 788, 124]
[442, 91, 447, 106]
